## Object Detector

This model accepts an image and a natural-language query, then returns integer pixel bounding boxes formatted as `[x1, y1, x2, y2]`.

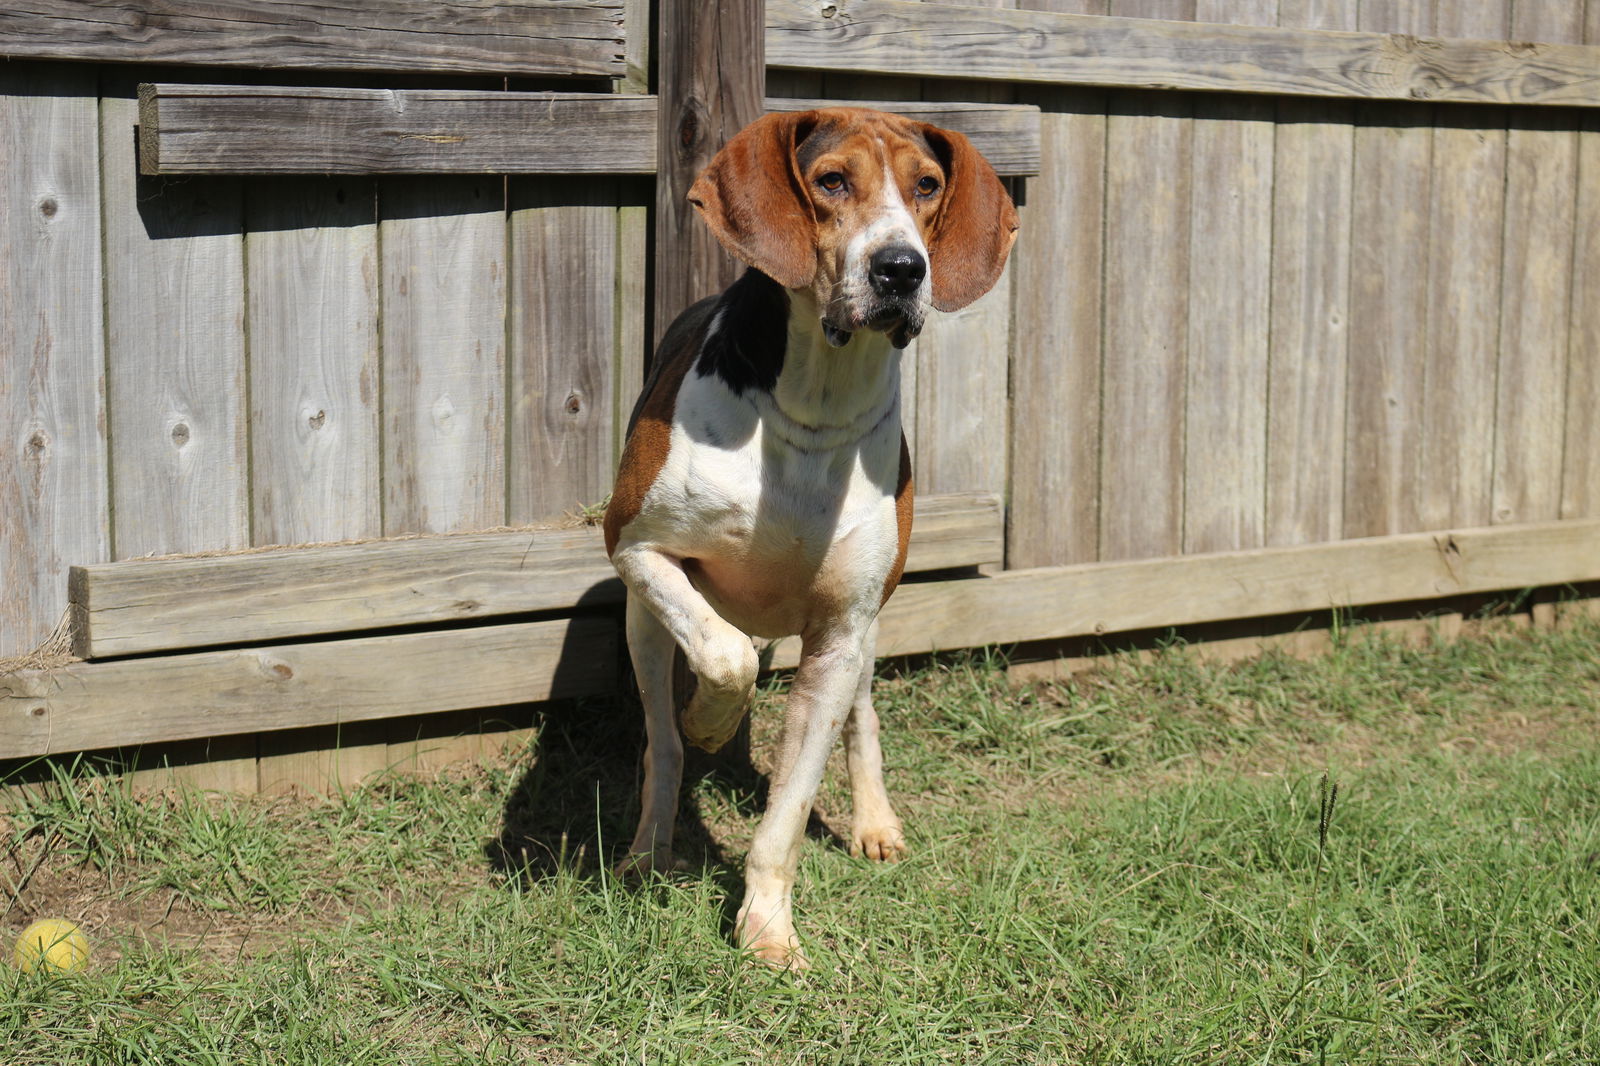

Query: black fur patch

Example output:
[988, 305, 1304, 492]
[695, 268, 789, 395]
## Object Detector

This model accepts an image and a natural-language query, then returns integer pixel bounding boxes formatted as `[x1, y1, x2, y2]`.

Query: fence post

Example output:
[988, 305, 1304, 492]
[652, 0, 766, 347]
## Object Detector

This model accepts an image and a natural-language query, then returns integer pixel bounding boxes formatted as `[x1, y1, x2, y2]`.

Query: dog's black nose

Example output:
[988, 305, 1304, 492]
[868, 245, 927, 298]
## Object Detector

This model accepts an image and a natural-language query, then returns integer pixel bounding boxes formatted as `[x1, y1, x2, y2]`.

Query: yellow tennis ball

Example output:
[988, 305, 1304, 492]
[14, 919, 90, 975]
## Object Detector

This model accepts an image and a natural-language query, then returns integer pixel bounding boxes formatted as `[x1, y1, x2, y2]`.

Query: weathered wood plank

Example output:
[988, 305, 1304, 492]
[1099, 91, 1189, 561]
[0, 64, 108, 659]
[0, 1, 625, 77]
[1492, 5, 1583, 526]
[69, 493, 1004, 658]
[654, 0, 764, 347]
[1, 618, 615, 759]
[1006, 88, 1105, 568]
[1343, 102, 1431, 538]
[138, 86, 658, 175]
[379, 178, 507, 535]
[1265, 97, 1352, 545]
[767, 98, 1041, 175]
[1410, 6, 1506, 534]
[246, 177, 381, 546]
[766, 0, 1600, 107]
[508, 179, 617, 523]
[1275, 1, 1353, 32]
[1563, 109, 1600, 520]
[1183, 93, 1271, 554]
[770, 518, 1600, 667]
[912, 266, 1011, 497]
[100, 89, 249, 559]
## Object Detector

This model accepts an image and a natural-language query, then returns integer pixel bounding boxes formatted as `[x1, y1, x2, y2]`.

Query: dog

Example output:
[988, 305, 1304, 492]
[604, 107, 1017, 968]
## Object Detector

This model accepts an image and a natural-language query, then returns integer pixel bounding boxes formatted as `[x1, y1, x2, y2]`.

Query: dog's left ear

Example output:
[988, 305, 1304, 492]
[920, 125, 1019, 313]
[688, 112, 819, 290]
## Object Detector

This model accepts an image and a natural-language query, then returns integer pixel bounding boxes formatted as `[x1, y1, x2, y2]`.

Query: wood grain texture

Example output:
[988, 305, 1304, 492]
[772, 518, 1600, 666]
[138, 86, 657, 175]
[913, 265, 1012, 496]
[508, 179, 617, 523]
[1417, 105, 1503, 530]
[1343, 102, 1431, 538]
[0, 1, 625, 77]
[1274, 0, 1355, 31]
[69, 492, 1003, 658]
[2, 617, 615, 758]
[1006, 89, 1105, 568]
[1266, 97, 1352, 545]
[1492, 3, 1583, 526]
[1563, 109, 1600, 520]
[1100, 92, 1190, 561]
[653, 0, 764, 346]
[246, 177, 381, 546]
[1183, 93, 1271, 554]
[0, 64, 108, 658]
[101, 91, 249, 559]
[379, 178, 506, 535]
[766, 0, 1600, 106]
[767, 98, 1041, 175]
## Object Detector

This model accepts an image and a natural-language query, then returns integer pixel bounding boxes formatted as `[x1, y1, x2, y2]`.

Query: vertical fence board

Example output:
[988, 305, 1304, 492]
[1266, 97, 1352, 545]
[1183, 94, 1272, 554]
[1100, 91, 1190, 560]
[1344, 103, 1431, 538]
[508, 179, 618, 523]
[1007, 89, 1105, 567]
[1492, 5, 1583, 526]
[0, 65, 108, 660]
[1564, 111, 1600, 520]
[379, 178, 507, 536]
[615, 197, 649, 464]
[101, 89, 248, 559]
[1275, 1, 1351, 29]
[1106, 0, 1195, 18]
[246, 177, 381, 547]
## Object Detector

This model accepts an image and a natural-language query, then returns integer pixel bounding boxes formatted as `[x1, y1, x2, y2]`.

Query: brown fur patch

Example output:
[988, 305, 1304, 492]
[880, 434, 914, 608]
[603, 310, 707, 557]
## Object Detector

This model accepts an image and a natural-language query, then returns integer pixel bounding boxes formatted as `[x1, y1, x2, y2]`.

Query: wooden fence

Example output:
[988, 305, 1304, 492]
[3, 0, 1598, 790]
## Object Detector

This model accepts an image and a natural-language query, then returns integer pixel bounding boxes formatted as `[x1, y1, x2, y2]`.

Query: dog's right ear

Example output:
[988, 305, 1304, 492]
[688, 112, 819, 291]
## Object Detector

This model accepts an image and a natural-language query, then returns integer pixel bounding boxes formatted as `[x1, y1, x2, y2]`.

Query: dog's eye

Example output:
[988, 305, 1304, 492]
[915, 176, 940, 197]
[817, 172, 846, 193]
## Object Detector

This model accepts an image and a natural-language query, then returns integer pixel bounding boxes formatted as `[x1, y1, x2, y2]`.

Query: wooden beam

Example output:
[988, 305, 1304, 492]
[767, 99, 1040, 175]
[136, 85, 1040, 176]
[766, 0, 1600, 108]
[138, 86, 658, 175]
[0, 1, 624, 78]
[770, 518, 1600, 666]
[654, 0, 766, 347]
[68, 493, 1003, 658]
[1, 617, 614, 759]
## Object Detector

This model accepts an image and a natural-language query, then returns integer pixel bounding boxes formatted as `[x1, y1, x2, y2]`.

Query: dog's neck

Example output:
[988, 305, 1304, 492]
[692, 269, 902, 453]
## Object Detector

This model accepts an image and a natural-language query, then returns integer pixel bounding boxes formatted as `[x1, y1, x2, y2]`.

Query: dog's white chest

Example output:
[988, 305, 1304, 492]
[633, 368, 903, 638]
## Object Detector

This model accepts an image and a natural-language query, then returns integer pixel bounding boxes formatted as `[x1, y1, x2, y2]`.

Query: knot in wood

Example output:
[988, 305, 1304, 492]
[170, 422, 191, 447]
[308, 409, 327, 430]
[38, 198, 58, 219]
[26, 430, 48, 457]
[565, 392, 583, 415]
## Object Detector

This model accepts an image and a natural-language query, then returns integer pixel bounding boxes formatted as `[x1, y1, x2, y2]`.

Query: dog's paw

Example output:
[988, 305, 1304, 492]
[680, 640, 757, 752]
[738, 913, 810, 971]
[850, 822, 907, 863]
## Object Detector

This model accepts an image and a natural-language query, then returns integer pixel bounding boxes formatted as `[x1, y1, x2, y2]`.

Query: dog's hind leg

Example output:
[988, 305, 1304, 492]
[616, 593, 687, 876]
[842, 621, 906, 862]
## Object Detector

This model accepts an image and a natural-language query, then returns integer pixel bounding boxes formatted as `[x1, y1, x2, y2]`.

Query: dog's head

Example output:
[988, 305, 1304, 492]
[688, 108, 1018, 349]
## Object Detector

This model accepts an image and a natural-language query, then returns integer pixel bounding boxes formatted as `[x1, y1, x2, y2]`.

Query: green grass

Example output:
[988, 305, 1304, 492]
[3, 615, 1599, 1064]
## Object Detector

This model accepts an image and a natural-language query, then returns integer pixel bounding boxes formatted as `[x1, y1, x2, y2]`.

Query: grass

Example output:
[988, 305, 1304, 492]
[3, 613, 1599, 1063]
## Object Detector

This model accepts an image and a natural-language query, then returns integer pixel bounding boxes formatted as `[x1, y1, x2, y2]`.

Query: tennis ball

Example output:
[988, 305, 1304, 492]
[14, 919, 90, 975]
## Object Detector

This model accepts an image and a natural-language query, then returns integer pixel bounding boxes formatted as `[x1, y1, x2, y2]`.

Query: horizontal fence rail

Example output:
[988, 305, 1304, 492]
[68, 493, 1003, 659]
[767, 0, 1600, 107]
[136, 86, 1042, 175]
[0, 0, 626, 77]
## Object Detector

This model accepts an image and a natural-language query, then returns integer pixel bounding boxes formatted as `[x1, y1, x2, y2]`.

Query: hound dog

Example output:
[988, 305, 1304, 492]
[604, 107, 1017, 968]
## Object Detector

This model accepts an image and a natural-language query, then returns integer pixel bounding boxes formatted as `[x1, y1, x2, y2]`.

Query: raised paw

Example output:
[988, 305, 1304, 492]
[850, 822, 907, 862]
[679, 639, 758, 753]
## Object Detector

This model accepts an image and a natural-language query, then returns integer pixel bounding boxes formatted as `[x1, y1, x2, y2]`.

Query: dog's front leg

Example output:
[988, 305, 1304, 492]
[842, 620, 906, 862]
[737, 627, 869, 969]
[615, 593, 685, 876]
[612, 547, 759, 754]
